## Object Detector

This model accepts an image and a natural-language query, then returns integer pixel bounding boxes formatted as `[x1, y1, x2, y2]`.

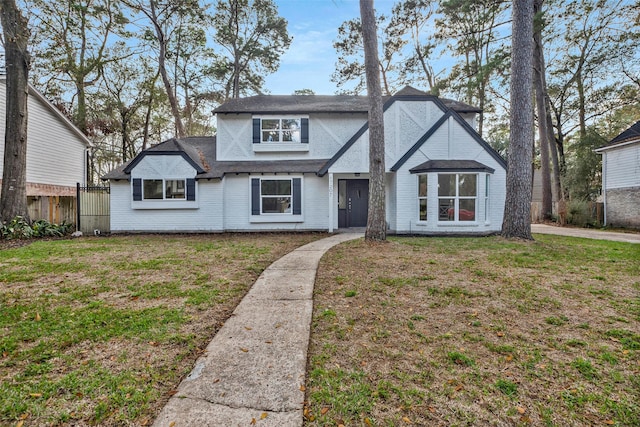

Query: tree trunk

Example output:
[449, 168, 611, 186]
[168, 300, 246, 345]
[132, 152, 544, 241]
[360, 0, 386, 242]
[150, 0, 185, 138]
[0, 0, 31, 223]
[533, 0, 552, 221]
[502, 0, 534, 240]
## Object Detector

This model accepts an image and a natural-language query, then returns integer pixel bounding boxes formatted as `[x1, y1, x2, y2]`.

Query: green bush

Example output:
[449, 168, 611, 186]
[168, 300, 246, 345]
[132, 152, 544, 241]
[566, 200, 593, 227]
[1, 216, 73, 240]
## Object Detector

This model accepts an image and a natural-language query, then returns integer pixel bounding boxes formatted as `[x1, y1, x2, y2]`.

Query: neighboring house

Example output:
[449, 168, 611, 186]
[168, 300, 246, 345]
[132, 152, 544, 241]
[104, 86, 507, 234]
[595, 120, 640, 229]
[0, 76, 91, 222]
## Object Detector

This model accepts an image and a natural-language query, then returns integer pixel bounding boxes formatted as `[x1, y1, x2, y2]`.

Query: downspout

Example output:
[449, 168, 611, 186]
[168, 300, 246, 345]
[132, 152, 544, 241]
[602, 151, 607, 226]
[328, 173, 334, 233]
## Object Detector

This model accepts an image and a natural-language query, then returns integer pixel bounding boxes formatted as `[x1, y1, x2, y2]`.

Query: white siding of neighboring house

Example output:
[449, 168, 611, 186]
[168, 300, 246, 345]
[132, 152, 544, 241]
[110, 155, 223, 232]
[222, 174, 329, 231]
[603, 143, 640, 190]
[0, 80, 88, 190]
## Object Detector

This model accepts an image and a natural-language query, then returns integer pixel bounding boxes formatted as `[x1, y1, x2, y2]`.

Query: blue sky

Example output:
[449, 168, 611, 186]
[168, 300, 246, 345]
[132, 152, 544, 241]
[264, 0, 397, 95]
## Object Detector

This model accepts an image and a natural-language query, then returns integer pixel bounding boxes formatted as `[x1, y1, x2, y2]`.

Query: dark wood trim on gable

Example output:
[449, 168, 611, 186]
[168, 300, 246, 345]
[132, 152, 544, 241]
[123, 151, 205, 174]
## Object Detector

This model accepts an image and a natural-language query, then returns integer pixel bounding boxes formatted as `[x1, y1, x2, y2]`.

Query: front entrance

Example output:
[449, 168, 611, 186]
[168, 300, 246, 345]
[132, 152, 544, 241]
[338, 179, 369, 228]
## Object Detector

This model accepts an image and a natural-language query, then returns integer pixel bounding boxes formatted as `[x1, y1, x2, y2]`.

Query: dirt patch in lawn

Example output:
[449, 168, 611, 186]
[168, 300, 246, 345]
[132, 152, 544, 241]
[305, 235, 640, 426]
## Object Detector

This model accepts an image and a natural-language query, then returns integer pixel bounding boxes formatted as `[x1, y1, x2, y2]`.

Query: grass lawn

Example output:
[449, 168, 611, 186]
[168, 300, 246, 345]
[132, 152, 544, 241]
[0, 233, 322, 426]
[305, 234, 640, 426]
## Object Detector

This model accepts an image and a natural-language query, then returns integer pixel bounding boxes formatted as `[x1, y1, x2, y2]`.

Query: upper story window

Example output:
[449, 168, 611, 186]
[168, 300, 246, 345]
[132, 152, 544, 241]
[262, 118, 301, 143]
[253, 117, 309, 146]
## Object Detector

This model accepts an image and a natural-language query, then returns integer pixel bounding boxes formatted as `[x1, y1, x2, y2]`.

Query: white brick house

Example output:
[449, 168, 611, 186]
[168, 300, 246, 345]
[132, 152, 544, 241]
[104, 87, 507, 234]
[595, 120, 640, 229]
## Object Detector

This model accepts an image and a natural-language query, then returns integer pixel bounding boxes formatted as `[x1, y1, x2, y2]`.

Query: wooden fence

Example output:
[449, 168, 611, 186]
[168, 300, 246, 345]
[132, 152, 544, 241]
[27, 196, 76, 225]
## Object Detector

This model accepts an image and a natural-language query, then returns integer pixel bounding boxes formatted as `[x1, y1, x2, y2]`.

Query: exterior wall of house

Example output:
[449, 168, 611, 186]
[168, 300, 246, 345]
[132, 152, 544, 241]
[390, 117, 506, 234]
[110, 179, 223, 232]
[110, 155, 223, 232]
[215, 112, 367, 161]
[0, 81, 88, 195]
[605, 187, 640, 228]
[602, 142, 640, 229]
[222, 174, 329, 231]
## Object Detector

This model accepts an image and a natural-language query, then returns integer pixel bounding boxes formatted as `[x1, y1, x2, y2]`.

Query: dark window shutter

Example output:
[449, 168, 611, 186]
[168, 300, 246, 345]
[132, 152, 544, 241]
[186, 178, 196, 201]
[292, 178, 301, 215]
[133, 178, 142, 201]
[253, 118, 261, 144]
[301, 118, 309, 143]
[251, 178, 261, 215]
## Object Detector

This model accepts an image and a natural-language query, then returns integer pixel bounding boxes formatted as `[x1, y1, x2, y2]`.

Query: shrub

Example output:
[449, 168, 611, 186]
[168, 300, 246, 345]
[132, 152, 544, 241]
[1, 216, 73, 240]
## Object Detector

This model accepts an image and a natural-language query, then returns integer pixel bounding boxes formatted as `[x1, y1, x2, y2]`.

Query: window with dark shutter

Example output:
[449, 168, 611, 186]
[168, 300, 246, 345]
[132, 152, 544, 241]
[186, 178, 196, 201]
[292, 178, 301, 215]
[133, 178, 142, 201]
[301, 118, 309, 143]
[251, 178, 261, 215]
[253, 118, 261, 144]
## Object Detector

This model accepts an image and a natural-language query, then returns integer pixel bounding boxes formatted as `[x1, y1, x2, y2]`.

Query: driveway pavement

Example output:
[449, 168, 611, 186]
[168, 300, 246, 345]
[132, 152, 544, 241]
[531, 224, 640, 244]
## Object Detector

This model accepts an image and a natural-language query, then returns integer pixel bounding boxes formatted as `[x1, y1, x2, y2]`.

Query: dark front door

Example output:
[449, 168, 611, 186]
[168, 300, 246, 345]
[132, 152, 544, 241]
[338, 179, 369, 228]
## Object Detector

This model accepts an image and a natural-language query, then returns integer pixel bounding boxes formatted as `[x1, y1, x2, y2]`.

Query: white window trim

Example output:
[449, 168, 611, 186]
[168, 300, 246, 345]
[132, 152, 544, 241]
[417, 174, 428, 222]
[437, 173, 478, 224]
[256, 115, 308, 144]
[132, 178, 198, 210]
[142, 178, 187, 201]
[250, 176, 304, 223]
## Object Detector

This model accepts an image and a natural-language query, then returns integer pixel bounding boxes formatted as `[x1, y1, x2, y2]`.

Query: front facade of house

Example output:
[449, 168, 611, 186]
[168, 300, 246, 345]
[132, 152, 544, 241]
[0, 77, 90, 198]
[596, 121, 640, 229]
[104, 87, 507, 234]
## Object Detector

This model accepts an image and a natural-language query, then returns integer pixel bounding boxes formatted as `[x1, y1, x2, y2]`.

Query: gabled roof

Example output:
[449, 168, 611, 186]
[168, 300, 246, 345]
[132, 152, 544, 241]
[213, 86, 481, 115]
[596, 120, 640, 152]
[0, 76, 92, 147]
[390, 110, 507, 172]
[102, 136, 330, 181]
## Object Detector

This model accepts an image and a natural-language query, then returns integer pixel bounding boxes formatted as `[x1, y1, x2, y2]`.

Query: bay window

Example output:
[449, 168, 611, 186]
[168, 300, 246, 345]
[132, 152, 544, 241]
[438, 174, 477, 222]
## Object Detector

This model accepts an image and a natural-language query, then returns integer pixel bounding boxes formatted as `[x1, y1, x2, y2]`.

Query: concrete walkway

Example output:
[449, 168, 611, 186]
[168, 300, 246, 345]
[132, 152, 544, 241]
[532, 224, 640, 244]
[152, 232, 363, 427]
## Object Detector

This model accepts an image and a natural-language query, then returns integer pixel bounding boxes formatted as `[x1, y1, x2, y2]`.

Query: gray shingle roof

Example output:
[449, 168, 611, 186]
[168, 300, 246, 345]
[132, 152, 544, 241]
[213, 86, 481, 114]
[409, 159, 496, 174]
[102, 136, 330, 181]
[608, 120, 640, 145]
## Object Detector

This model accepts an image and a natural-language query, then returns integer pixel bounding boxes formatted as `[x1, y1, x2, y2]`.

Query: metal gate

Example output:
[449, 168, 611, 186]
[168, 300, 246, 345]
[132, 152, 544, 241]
[76, 183, 110, 234]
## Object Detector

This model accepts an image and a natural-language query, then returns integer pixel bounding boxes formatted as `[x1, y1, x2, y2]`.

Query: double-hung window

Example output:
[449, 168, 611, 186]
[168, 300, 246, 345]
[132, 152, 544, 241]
[438, 174, 477, 222]
[418, 175, 428, 221]
[251, 177, 302, 218]
[261, 118, 301, 143]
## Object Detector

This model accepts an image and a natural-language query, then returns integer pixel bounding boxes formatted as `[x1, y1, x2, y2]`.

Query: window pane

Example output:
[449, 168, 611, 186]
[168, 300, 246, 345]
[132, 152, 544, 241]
[262, 119, 280, 130]
[282, 130, 300, 142]
[418, 175, 427, 197]
[261, 180, 291, 196]
[438, 174, 456, 197]
[459, 199, 476, 221]
[262, 197, 291, 213]
[281, 118, 300, 130]
[143, 180, 163, 199]
[263, 131, 279, 142]
[419, 199, 427, 221]
[165, 180, 185, 199]
[439, 199, 454, 221]
[338, 180, 347, 209]
[458, 174, 477, 196]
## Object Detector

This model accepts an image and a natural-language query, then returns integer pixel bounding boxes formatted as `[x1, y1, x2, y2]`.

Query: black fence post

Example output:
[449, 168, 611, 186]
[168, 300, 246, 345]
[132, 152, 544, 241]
[76, 182, 81, 232]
